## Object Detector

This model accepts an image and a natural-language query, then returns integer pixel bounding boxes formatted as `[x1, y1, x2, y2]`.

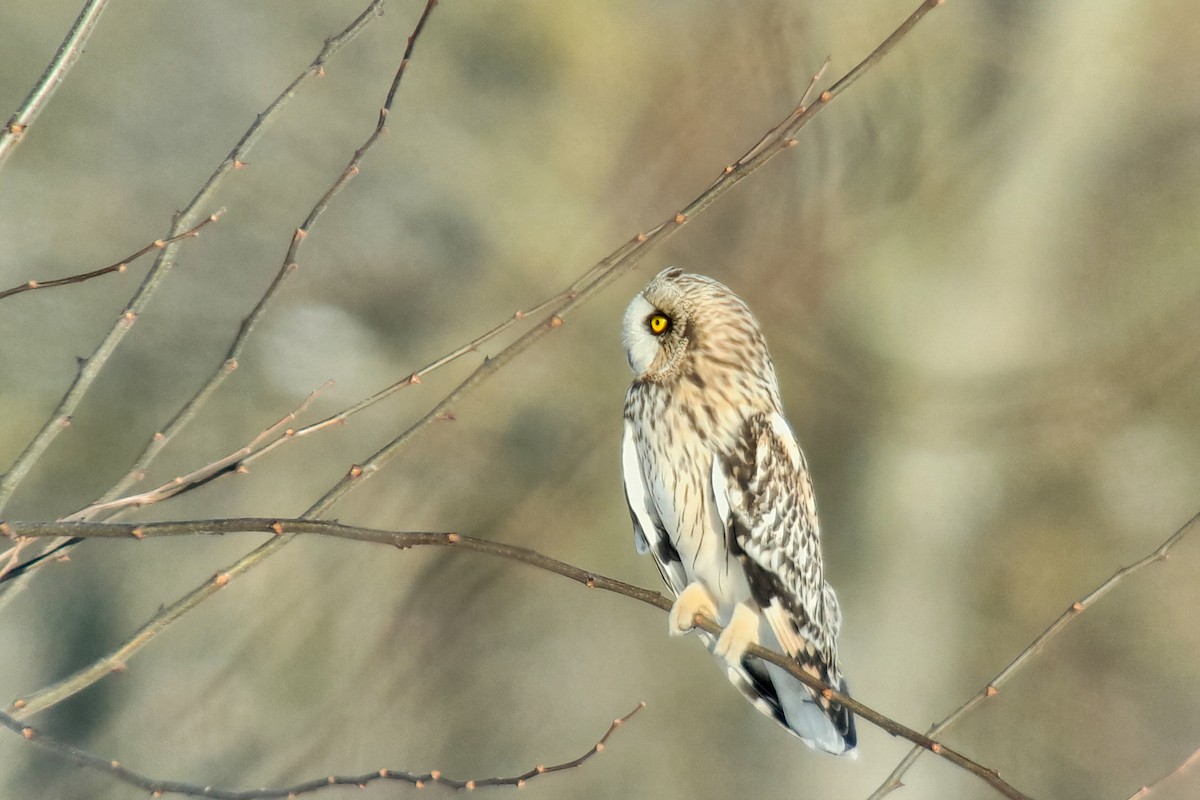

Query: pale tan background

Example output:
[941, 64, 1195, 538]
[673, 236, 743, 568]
[1, 2, 1199, 799]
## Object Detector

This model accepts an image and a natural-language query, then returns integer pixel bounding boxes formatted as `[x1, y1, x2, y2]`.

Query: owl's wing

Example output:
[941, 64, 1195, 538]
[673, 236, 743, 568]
[713, 411, 856, 751]
[621, 420, 688, 594]
[716, 411, 833, 655]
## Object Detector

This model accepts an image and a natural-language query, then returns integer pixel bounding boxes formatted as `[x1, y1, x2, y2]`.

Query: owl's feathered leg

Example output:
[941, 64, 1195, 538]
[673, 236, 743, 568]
[714, 601, 760, 666]
[668, 581, 718, 636]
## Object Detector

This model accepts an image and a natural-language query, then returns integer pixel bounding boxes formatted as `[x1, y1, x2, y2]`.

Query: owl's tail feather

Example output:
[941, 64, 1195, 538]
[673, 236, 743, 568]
[765, 662, 857, 756]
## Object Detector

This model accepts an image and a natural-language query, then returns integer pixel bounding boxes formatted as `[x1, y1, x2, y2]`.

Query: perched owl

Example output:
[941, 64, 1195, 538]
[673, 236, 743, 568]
[620, 267, 856, 755]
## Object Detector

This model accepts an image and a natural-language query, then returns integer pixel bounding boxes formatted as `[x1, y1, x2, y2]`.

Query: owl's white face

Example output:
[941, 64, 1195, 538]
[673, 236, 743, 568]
[621, 283, 689, 380]
[622, 293, 660, 375]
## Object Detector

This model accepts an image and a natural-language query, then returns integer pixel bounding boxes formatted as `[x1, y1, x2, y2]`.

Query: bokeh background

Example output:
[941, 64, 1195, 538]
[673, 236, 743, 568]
[2, 1, 1199, 799]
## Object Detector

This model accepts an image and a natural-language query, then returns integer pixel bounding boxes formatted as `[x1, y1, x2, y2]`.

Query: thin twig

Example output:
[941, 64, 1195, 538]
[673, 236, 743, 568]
[0, 536, 33, 582]
[70, 381, 332, 521]
[0, 0, 110, 168]
[0, 699, 644, 798]
[0, 0, 389, 515]
[0, 0, 944, 723]
[0, 518, 1031, 799]
[868, 508, 1200, 800]
[0, 211, 224, 302]
[236, 291, 565, 466]
[0, 383, 331, 585]
[29, 288, 560, 534]
[1127, 745, 1200, 799]
[0, 294, 562, 583]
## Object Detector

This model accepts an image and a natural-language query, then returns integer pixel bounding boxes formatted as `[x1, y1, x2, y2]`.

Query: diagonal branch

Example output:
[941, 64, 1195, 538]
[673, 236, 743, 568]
[1128, 745, 1200, 800]
[867, 508, 1200, 800]
[231, 291, 565, 468]
[0, 0, 946, 723]
[0, 0, 110, 169]
[1, 517, 1031, 800]
[0, 699, 644, 799]
[69, 381, 332, 522]
[55, 284, 562, 531]
[0, 211, 223, 302]
[0, 0, 390, 515]
[0, 384, 331, 585]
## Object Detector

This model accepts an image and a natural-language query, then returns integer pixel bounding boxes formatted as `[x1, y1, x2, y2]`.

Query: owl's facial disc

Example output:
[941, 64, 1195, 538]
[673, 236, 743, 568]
[623, 285, 688, 379]
[622, 293, 661, 375]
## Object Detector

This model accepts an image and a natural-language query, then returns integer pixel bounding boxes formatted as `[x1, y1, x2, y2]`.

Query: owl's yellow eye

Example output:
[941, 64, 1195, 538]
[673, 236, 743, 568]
[647, 313, 671, 335]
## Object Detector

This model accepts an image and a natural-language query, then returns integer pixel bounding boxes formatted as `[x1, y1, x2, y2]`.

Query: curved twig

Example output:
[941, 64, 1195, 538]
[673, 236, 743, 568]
[0, 212, 223, 302]
[0, 698, 644, 798]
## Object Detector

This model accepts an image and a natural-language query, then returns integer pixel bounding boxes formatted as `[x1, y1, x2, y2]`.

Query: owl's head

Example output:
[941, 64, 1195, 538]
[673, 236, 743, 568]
[622, 267, 773, 385]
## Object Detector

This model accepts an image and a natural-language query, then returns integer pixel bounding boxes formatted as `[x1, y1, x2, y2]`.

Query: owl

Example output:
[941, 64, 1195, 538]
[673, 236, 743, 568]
[620, 267, 856, 755]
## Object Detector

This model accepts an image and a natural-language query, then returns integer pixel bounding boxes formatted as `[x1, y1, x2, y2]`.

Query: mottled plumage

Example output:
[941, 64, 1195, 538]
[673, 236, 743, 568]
[621, 267, 856, 755]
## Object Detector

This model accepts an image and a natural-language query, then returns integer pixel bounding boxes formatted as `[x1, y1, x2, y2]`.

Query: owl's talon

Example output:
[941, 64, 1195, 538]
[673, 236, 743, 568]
[668, 582, 718, 636]
[713, 602, 760, 666]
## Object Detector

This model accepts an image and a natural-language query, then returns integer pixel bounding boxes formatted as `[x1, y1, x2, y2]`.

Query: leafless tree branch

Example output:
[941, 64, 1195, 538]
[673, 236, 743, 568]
[0, 698, 644, 798]
[868, 508, 1200, 799]
[0, 211, 223, 302]
[66, 285, 564, 525]
[0, 383, 331, 584]
[67, 261, 567, 531]
[2, 517, 1031, 800]
[1127, 745, 1200, 799]
[0, 0, 110, 169]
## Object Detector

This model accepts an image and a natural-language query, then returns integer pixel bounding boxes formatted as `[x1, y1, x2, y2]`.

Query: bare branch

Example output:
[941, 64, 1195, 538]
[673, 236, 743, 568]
[2, 519, 1032, 800]
[868, 508, 1200, 799]
[38, 286, 562, 534]
[69, 381, 332, 522]
[0, 0, 388, 514]
[3, 264, 626, 577]
[1127, 745, 1200, 799]
[0, 383, 331, 584]
[242, 292, 564, 458]
[0, 211, 223, 302]
[0, 699, 644, 798]
[0, 536, 33, 583]
[0, 0, 110, 169]
[74, 273, 564, 528]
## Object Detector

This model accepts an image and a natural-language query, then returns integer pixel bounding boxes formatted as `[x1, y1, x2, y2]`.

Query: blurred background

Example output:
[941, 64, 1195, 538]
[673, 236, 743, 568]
[1, 1, 1199, 798]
